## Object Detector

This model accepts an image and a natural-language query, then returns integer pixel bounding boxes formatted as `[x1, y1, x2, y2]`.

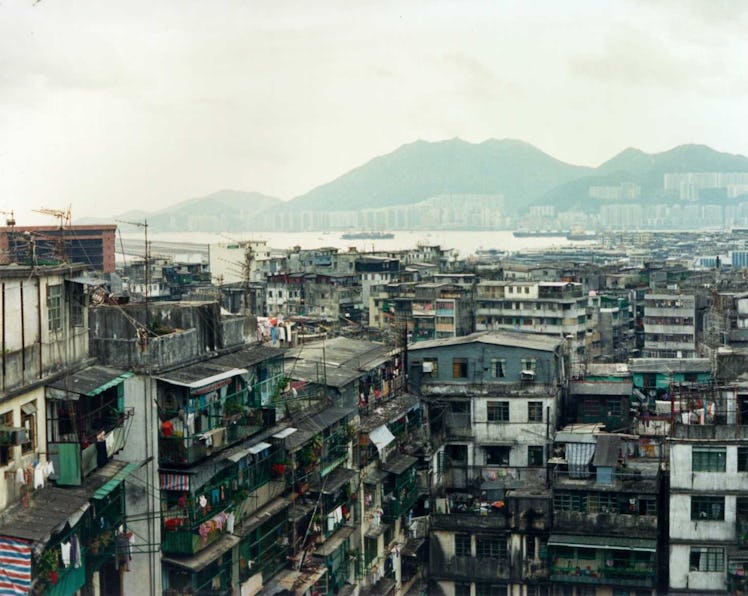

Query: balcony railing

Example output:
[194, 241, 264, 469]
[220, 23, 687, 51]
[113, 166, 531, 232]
[550, 565, 655, 588]
[429, 551, 510, 582]
[382, 483, 419, 521]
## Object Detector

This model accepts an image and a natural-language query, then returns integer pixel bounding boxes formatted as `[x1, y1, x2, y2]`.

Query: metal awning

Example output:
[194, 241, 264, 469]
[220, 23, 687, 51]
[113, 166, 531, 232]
[272, 427, 297, 440]
[162, 534, 240, 572]
[548, 534, 657, 552]
[46, 366, 133, 398]
[248, 441, 272, 455]
[314, 526, 355, 558]
[237, 498, 291, 538]
[368, 425, 395, 454]
[21, 402, 37, 415]
[363, 468, 390, 485]
[365, 522, 389, 539]
[382, 453, 417, 476]
[156, 364, 247, 390]
[310, 467, 356, 494]
[92, 460, 146, 500]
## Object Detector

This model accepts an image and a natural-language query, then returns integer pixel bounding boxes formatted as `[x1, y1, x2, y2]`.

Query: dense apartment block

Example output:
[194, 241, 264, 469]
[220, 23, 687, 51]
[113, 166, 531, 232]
[642, 292, 697, 358]
[408, 330, 566, 595]
[474, 280, 588, 359]
[549, 427, 665, 595]
[0, 264, 141, 596]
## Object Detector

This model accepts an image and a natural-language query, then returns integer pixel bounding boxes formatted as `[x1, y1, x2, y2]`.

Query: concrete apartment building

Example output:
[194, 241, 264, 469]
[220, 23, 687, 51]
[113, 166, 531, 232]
[642, 293, 697, 359]
[0, 263, 143, 596]
[408, 330, 566, 595]
[474, 280, 588, 359]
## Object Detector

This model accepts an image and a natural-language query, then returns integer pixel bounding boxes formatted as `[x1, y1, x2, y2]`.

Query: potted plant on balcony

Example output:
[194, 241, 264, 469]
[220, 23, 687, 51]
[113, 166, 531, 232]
[36, 548, 60, 586]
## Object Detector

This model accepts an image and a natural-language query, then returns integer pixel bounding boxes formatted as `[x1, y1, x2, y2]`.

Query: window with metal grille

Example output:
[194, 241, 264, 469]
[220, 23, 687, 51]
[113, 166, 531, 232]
[691, 496, 724, 521]
[692, 447, 726, 472]
[487, 401, 509, 422]
[689, 547, 724, 572]
[528, 401, 543, 422]
[476, 536, 507, 560]
[455, 533, 471, 557]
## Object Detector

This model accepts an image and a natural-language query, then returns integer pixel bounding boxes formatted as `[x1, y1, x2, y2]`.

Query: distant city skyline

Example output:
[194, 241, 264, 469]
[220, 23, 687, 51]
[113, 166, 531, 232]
[1, 0, 747, 225]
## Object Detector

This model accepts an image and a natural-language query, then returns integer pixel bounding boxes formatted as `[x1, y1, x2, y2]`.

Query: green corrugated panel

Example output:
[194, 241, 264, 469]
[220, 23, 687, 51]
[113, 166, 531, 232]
[56, 443, 82, 486]
[93, 461, 141, 500]
[86, 372, 134, 396]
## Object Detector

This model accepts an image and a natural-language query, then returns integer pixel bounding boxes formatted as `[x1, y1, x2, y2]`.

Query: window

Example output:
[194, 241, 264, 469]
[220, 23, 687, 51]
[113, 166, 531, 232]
[485, 446, 510, 466]
[476, 536, 507, 560]
[588, 494, 617, 513]
[739, 447, 748, 472]
[68, 282, 85, 327]
[487, 401, 509, 422]
[0, 411, 13, 466]
[452, 358, 468, 378]
[454, 583, 471, 596]
[422, 358, 439, 376]
[689, 547, 724, 572]
[606, 398, 622, 417]
[520, 358, 537, 372]
[692, 447, 726, 472]
[691, 496, 725, 521]
[47, 284, 62, 331]
[491, 359, 506, 378]
[526, 536, 535, 559]
[455, 533, 471, 557]
[528, 401, 543, 422]
[528, 446, 544, 467]
[554, 493, 587, 512]
[20, 402, 36, 455]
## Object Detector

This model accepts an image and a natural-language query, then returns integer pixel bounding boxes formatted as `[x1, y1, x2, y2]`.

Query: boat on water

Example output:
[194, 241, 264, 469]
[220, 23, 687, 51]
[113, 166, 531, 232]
[566, 231, 599, 241]
[340, 231, 395, 240]
[512, 230, 568, 238]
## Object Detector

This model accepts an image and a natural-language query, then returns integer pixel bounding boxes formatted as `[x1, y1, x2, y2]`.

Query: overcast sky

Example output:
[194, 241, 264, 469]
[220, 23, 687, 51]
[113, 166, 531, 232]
[1, 0, 747, 225]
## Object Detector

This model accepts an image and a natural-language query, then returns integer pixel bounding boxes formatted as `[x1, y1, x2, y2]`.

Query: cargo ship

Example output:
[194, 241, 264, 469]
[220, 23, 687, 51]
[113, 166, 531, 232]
[512, 230, 568, 238]
[340, 231, 395, 240]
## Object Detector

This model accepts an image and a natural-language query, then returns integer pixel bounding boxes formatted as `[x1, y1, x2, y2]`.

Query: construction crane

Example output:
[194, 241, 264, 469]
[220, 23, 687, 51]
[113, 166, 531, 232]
[33, 205, 71, 229]
[0, 210, 15, 227]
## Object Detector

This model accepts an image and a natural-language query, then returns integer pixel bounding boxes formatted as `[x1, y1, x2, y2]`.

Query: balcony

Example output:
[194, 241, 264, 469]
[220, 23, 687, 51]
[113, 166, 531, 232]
[550, 566, 655, 588]
[552, 511, 658, 538]
[430, 548, 510, 582]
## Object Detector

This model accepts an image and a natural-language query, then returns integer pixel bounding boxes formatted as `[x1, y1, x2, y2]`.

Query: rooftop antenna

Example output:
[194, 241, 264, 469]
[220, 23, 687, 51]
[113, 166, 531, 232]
[32, 205, 71, 262]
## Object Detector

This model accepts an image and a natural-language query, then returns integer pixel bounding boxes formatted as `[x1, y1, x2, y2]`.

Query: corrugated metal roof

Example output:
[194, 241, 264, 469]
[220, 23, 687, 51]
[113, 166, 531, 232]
[211, 344, 285, 369]
[570, 381, 633, 396]
[382, 453, 417, 476]
[156, 362, 246, 388]
[629, 358, 711, 373]
[309, 467, 356, 494]
[46, 366, 132, 397]
[162, 533, 240, 572]
[409, 330, 562, 353]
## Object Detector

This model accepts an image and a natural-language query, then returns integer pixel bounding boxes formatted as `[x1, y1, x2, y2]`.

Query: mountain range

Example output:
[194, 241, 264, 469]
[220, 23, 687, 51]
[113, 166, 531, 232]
[77, 139, 748, 232]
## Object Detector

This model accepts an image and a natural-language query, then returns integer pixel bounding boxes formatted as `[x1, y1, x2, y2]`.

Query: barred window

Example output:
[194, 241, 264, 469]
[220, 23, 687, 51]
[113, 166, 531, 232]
[689, 547, 724, 572]
[692, 447, 726, 472]
[476, 536, 507, 560]
[691, 496, 724, 521]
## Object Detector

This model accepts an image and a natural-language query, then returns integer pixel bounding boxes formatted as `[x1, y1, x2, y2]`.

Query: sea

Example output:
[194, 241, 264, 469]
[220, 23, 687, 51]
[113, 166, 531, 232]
[120, 230, 594, 259]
